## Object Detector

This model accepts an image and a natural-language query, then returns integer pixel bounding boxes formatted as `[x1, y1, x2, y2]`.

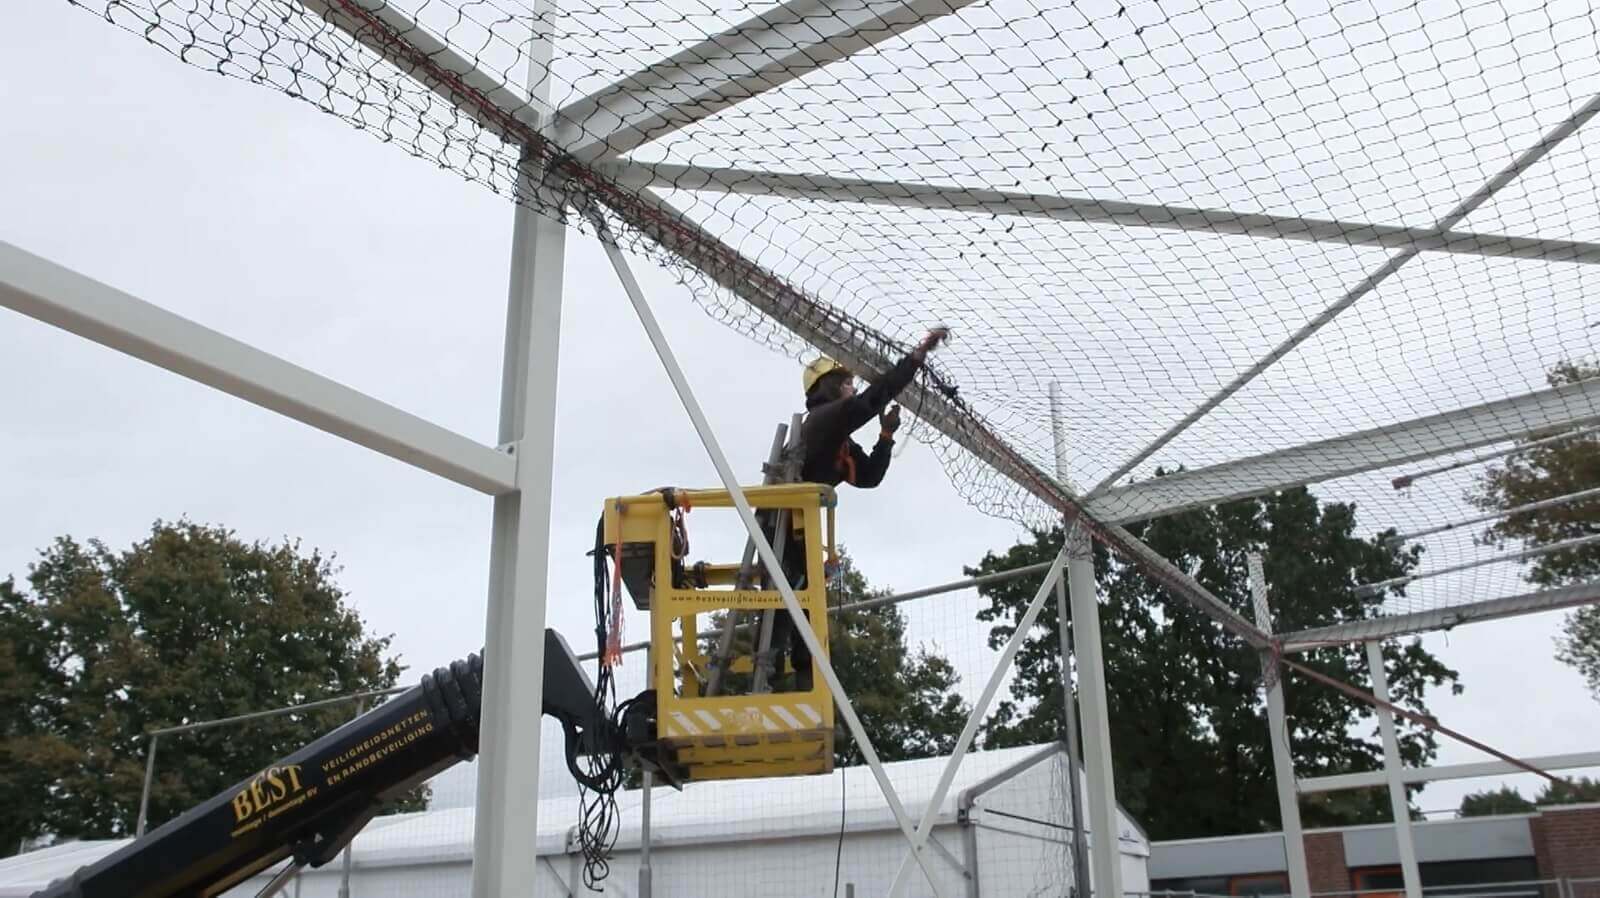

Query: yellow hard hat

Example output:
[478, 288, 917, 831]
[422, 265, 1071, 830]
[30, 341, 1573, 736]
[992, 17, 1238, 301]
[802, 356, 850, 395]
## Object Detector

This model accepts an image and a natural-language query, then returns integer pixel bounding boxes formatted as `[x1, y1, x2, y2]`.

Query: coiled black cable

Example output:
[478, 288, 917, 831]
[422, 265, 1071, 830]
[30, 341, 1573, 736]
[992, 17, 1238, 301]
[574, 516, 625, 889]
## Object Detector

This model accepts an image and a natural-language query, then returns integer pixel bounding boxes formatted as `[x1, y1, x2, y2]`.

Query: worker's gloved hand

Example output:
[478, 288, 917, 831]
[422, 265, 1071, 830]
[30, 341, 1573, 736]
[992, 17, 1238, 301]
[880, 403, 902, 440]
[912, 327, 950, 362]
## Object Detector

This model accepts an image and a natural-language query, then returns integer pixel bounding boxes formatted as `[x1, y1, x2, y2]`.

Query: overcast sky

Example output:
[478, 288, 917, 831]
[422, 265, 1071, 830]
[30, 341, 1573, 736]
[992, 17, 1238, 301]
[2, 0, 1595, 835]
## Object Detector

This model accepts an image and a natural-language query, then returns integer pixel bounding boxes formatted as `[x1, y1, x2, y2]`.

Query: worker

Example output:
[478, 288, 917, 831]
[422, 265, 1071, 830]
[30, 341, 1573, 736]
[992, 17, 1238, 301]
[766, 327, 949, 690]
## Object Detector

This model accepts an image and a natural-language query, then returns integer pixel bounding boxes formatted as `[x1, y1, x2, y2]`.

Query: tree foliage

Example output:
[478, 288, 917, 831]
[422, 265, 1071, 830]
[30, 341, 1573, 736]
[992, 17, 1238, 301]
[826, 552, 971, 766]
[1538, 775, 1600, 804]
[970, 486, 1460, 839]
[1471, 361, 1600, 701]
[1458, 785, 1536, 817]
[1459, 777, 1600, 816]
[0, 521, 414, 851]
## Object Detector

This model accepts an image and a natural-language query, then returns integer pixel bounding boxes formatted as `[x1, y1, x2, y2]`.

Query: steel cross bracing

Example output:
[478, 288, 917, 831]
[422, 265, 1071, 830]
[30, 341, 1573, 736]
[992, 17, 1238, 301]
[599, 161, 1600, 268]
[1084, 378, 1600, 524]
[885, 546, 1070, 898]
[1299, 749, 1600, 793]
[591, 212, 951, 896]
[1278, 579, 1600, 650]
[544, 0, 985, 161]
[1088, 91, 1600, 497]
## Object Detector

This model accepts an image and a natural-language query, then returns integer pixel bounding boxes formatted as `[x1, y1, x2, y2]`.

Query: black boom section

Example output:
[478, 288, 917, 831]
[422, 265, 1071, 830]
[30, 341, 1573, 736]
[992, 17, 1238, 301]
[34, 630, 617, 898]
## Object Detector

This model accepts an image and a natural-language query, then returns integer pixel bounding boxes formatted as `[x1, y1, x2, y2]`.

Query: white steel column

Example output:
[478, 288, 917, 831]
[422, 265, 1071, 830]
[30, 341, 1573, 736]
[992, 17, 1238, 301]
[1068, 518, 1123, 898]
[1050, 382, 1093, 898]
[1247, 554, 1310, 898]
[593, 224, 946, 896]
[472, 8, 563, 894]
[1365, 640, 1423, 898]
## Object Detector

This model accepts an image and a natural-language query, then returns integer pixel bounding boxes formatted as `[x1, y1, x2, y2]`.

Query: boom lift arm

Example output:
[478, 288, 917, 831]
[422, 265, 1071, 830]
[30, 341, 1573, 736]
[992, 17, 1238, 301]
[33, 631, 664, 898]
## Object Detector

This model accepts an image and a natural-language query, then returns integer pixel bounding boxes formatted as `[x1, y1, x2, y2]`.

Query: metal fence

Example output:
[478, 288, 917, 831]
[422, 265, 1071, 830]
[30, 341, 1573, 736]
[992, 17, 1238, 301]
[1567, 878, 1600, 898]
[1139, 881, 1571, 898]
[241, 873, 1590, 897]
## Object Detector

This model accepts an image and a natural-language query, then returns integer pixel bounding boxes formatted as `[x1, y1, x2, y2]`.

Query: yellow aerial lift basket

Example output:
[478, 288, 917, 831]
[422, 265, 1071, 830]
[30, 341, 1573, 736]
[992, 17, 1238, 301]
[602, 483, 837, 781]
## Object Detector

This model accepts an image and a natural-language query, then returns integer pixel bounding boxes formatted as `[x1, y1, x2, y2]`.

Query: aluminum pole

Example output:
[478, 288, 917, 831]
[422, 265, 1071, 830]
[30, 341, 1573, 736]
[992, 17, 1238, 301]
[1050, 380, 1092, 898]
[146, 687, 407, 737]
[751, 413, 804, 694]
[473, 7, 563, 892]
[706, 422, 789, 696]
[594, 220, 946, 896]
[337, 698, 367, 898]
[1366, 640, 1423, 898]
[1384, 485, 1600, 547]
[1247, 554, 1310, 898]
[256, 861, 304, 898]
[135, 733, 159, 838]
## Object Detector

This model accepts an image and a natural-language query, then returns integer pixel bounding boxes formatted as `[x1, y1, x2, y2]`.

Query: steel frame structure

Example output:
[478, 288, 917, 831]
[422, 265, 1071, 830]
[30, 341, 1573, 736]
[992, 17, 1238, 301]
[7, 1, 1600, 896]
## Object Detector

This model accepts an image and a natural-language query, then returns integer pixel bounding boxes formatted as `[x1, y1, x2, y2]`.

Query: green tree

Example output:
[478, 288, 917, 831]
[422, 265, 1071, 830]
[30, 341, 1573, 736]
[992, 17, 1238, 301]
[1471, 361, 1600, 700]
[971, 486, 1460, 839]
[1458, 777, 1600, 816]
[1458, 785, 1535, 816]
[0, 521, 416, 849]
[1537, 775, 1600, 804]
[0, 579, 56, 855]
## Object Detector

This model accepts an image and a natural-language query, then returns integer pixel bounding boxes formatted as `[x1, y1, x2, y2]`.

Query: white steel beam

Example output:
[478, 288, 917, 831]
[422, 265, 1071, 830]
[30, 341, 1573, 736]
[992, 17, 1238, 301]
[1085, 377, 1600, 524]
[1248, 555, 1311, 898]
[1299, 750, 1600, 793]
[472, 9, 564, 893]
[1354, 533, 1600, 598]
[1068, 519, 1125, 898]
[1280, 580, 1600, 650]
[1089, 92, 1600, 497]
[546, 0, 980, 160]
[1367, 640, 1423, 898]
[1049, 382, 1092, 898]
[593, 218, 947, 896]
[1390, 425, 1600, 490]
[602, 161, 1600, 266]
[0, 240, 516, 495]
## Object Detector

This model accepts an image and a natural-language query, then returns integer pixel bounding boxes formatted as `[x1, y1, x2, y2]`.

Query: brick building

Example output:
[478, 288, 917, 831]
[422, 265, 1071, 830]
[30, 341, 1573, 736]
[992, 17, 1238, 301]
[1150, 804, 1600, 897]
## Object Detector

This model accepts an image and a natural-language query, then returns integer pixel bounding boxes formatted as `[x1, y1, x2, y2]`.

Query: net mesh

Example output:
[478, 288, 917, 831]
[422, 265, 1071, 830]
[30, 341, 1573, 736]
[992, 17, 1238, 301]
[64, 0, 1600, 633]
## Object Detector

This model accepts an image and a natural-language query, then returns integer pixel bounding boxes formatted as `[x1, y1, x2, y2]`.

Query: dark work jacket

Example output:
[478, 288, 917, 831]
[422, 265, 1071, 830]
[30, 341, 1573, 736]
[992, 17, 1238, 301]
[799, 352, 921, 488]
[771, 350, 922, 659]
